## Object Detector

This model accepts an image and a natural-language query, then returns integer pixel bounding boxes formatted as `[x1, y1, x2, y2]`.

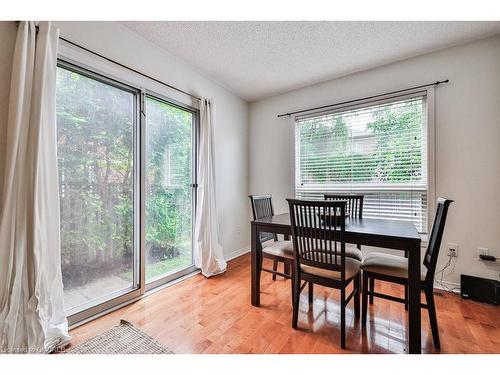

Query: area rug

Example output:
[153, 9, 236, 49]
[66, 320, 173, 354]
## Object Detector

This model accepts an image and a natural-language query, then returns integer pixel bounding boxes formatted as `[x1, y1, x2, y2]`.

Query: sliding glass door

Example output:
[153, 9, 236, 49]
[56, 63, 140, 315]
[56, 60, 198, 322]
[144, 95, 196, 287]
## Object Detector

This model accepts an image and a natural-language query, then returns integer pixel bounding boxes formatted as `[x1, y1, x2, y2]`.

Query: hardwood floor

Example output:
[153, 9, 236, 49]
[68, 254, 500, 354]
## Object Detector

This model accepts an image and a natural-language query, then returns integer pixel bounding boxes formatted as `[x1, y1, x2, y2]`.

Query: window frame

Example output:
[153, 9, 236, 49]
[142, 90, 199, 292]
[56, 55, 200, 326]
[291, 87, 436, 234]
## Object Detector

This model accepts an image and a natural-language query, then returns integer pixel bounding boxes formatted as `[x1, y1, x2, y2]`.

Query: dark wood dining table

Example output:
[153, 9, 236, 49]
[250, 213, 422, 354]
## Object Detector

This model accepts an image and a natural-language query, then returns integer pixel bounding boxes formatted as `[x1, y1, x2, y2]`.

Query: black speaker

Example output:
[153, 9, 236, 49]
[461, 274, 500, 305]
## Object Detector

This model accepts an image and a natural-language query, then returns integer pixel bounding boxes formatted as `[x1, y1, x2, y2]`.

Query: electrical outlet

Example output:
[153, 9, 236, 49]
[447, 243, 458, 257]
[478, 247, 489, 258]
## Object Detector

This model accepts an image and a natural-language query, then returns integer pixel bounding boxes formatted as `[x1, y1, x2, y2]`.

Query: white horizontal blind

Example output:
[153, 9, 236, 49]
[295, 94, 428, 232]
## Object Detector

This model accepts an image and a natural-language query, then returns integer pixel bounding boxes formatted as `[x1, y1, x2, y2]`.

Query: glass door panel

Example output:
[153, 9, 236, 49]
[145, 96, 194, 284]
[56, 64, 138, 314]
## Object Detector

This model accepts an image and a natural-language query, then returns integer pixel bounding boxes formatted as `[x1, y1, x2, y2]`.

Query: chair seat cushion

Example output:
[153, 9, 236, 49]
[301, 257, 361, 281]
[263, 241, 362, 262]
[311, 243, 363, 261]
[361, 252, 426, 281]
[262, 240, 294, 259]
[345, 244, 363, 261]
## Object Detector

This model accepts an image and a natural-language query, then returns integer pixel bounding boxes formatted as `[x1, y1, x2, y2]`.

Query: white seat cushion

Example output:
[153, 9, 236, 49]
[262, 241, 362, 262]
[262, 240, 294, 259]
[306, 243, 363, 261]
[345, 244, 363, 261]
[362, 252, 426, 281]
[301, 257, 361, 281]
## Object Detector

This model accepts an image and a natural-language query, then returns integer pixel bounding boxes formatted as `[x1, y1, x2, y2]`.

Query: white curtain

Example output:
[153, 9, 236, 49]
[0, 21, 70, 353]
[194, 99, 227, 277]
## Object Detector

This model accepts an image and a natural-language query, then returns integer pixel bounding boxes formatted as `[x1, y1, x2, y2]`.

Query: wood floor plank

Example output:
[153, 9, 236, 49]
[67, 254, 500, 354]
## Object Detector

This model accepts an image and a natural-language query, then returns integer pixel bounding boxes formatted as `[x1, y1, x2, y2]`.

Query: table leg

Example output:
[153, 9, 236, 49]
[407, 241, 421, 354]
[251, 222, 261, 306]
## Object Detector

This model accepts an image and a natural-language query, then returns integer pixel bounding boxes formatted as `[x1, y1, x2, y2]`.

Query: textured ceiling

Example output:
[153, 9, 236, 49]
[123, 21, 500, 101]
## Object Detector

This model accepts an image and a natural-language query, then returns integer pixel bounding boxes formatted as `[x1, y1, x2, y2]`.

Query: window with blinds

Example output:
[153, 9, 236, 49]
[295, 94, 428, 232]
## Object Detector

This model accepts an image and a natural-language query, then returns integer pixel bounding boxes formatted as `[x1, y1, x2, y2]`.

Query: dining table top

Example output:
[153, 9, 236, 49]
[252, 213, 422, 242]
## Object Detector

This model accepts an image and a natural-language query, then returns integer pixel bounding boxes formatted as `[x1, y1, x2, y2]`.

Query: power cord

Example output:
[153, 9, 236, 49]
[434, 254, 460, 294]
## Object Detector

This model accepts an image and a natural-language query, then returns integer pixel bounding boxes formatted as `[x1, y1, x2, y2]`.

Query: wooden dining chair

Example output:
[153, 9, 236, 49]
[287, 199, 361, 349]
[305, 194, 365, 305]
[361, 197, 453, 349]
[324, 194, 364, 258]
[324, 194, 364, 221]
[249, 194, 293, 282]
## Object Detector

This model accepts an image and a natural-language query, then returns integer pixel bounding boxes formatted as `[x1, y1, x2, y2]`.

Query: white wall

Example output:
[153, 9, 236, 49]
[249, 34, 500, 286]
[0, 21, 250, 260]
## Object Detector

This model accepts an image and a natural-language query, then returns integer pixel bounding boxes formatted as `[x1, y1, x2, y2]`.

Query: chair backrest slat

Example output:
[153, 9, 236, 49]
[324, 194, 364, 218]
[423, 197, 453, 284]
[287, 199, 347, 279]
[249, 194, 278, 243]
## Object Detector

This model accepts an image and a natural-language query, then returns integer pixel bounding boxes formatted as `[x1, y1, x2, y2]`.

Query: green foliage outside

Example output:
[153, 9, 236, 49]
[144, 97, 193, 282]
[56, 67, 193, 290]
[367, 102, 423, 182]
[298, 100, 423, 186]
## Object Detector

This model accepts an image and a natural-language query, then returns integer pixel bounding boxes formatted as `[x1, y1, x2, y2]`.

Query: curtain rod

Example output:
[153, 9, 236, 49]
[58, 36, 202, 101]
[277, 79, 449, 118]
[31, 23, 202, 101]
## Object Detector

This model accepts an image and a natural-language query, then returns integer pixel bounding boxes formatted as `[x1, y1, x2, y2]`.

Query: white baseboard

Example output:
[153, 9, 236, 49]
[434, 279, 461, 294]
[225, 246, 250, 262]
